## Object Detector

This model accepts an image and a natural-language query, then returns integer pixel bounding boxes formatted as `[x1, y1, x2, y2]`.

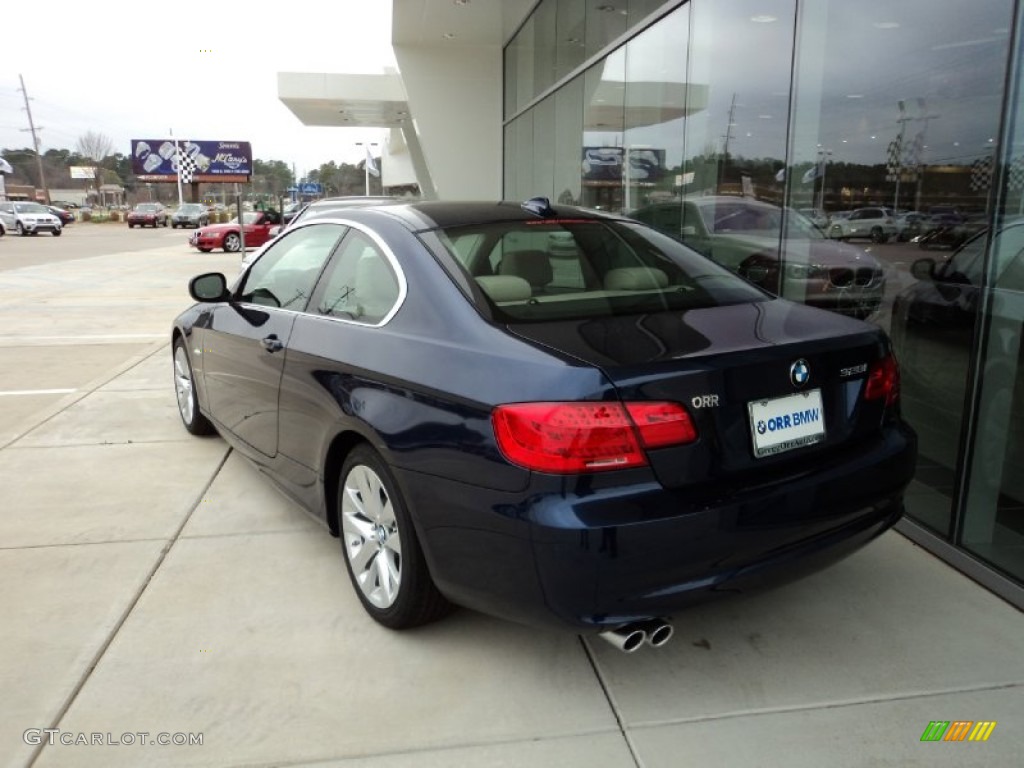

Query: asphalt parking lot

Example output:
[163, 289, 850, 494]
[1, 226, 1021, 767]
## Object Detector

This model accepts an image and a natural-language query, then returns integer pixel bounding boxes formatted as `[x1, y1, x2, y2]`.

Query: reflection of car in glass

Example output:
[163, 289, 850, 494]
[127, 203, 168, 228]
[891, 223, 1024, 506]
[630, 197, 885, 319]
[895, 212, 928, 242]
[799, 208, 828, 230]
[189, 210, 281, 253]
[171, 199, 915, 644]
[827, 207, 898, 243]
[0, 201, 63, 236]
[171, 203, 210, 229]
[912, 213, 985, 251]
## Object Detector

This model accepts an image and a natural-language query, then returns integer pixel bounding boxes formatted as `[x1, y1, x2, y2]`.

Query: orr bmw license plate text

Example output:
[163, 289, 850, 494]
[748, 390, 825, 458]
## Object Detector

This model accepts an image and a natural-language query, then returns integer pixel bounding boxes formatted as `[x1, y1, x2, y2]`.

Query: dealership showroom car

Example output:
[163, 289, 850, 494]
[630, 197, 886, 319]
[171, 198, 916, 650]
[0, 201, 63, 236]
[127, 202, 168, 228]
[171, 202, 210, 229]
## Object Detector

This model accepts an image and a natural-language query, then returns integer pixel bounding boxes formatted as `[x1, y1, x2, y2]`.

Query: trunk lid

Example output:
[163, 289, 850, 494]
[506, 298, 892, 487]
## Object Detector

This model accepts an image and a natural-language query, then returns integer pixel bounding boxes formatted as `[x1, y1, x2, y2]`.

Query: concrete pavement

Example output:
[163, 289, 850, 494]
[1, 234, 1021, 767]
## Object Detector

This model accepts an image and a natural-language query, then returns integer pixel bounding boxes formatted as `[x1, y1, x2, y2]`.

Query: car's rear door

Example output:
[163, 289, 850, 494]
[200, 223, 348, 457]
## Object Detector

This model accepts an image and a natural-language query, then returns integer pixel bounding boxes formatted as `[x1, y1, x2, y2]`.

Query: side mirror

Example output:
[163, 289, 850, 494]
[189, 272, 229, 302]
[910, 258, 935, 282]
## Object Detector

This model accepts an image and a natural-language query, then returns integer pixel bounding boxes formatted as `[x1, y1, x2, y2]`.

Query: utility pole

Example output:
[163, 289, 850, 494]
[719, 93, 738, 193]
[18, 74, 50, 204]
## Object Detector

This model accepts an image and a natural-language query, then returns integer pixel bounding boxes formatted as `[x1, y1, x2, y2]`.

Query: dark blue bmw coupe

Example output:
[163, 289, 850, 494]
[172, 198, 916, 652]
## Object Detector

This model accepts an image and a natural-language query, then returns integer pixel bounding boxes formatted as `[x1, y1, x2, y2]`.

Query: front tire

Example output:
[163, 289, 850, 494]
[17, 222, 26, 236]
[52, 229, 62, 237]
[173, 338, 215, 436]
[198, 247, 212, 253]
[338, 445, 450, 629]
[223, 232, 241, 252]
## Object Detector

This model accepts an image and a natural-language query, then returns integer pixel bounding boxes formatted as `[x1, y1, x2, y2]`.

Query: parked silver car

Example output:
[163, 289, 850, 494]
[171, 203, 210, 229]
[0, 201, 63, 236]
[827, 207, 898, 243]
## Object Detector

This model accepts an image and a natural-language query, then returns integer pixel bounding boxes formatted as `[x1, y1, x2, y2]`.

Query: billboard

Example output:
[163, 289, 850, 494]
[130, 139, 252, 183]
[581, 147, 666, 184]
[70, 166, 96, 179]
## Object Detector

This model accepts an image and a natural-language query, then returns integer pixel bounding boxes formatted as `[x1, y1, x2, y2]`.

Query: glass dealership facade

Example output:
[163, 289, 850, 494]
[504, 0, 1024, 605]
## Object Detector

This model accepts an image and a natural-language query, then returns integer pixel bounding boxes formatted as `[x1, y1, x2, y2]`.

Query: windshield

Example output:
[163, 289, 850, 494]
[136, 204, 159, 212]
[230, 212, 261, 225]
[430, 218, 768, 323]
[178, 204, 203, 213]
[14, 203, 48, 213]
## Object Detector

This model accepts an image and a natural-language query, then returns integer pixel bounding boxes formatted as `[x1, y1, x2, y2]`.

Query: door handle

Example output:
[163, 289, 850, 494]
[261, 334, 284, 353]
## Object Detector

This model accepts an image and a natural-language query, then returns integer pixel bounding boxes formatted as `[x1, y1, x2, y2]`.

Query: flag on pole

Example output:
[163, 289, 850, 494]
[365, 146, 380, 178]
[801, 162, 822, 184]
[0, 157, 13, 174]
[774, 167, 786, 183]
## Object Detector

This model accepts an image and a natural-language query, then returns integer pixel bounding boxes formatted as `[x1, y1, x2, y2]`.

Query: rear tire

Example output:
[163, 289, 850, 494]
[338, 445, 451, 629]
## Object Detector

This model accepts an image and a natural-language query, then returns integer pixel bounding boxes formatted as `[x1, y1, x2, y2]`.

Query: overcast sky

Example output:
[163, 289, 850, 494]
[0, 0, 397, 177]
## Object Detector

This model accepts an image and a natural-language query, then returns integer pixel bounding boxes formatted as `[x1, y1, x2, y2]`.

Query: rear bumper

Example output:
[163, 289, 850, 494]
[398, 423, 916, 631]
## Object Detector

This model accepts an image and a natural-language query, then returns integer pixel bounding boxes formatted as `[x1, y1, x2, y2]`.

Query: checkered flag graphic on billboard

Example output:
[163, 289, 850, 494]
[971, 155, 994, 192]
[177, 148, 198, 184]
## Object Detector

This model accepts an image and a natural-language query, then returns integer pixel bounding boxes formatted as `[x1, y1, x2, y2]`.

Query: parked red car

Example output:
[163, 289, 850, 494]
[189, 210, 282, 253]
[127, 203, 168, 228]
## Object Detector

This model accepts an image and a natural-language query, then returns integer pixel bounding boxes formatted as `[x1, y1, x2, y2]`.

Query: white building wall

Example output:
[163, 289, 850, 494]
[393, 43, 503, 200]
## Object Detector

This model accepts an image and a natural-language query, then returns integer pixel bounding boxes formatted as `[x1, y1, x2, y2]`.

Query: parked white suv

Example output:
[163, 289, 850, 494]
[827, 206, 897, 243]
[0, 201, 63, 236]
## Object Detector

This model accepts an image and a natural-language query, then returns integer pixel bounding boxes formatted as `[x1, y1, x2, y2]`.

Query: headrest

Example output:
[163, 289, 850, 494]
[603, 267, 669, 291]
[498, 250, 553, 288]
[475, 275, 532, 302]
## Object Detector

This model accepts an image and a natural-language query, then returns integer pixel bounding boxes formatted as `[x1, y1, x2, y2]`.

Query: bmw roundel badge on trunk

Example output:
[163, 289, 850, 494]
[791, 359, 810, 387]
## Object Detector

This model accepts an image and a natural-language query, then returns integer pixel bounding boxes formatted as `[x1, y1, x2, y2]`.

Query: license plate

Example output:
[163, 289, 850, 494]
[748, 390, 825, 458]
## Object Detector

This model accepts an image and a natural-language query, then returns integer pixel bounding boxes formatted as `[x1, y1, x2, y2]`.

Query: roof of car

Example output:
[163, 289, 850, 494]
[362, 199, 631, 231]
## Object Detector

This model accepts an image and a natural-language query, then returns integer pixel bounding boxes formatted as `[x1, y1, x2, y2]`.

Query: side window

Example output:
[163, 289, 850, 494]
[238, 223, 346, 310]
[313, 230, 401, 324]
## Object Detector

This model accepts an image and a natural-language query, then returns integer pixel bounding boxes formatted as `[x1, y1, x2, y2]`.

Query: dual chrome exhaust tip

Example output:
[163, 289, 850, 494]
[597, 618, 674, 653]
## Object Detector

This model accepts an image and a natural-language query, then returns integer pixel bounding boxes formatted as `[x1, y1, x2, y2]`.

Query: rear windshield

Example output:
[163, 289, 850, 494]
[430, 218, 768, 323]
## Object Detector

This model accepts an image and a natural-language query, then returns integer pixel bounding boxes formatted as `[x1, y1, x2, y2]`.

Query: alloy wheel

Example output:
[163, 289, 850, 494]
[341, 464, 403, 609]
[173, 344, 195, 426]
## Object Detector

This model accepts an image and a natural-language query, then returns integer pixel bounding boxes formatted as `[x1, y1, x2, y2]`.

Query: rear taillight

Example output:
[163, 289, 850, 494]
[492, 401, 697, 474]
[864, 354, 899, 406]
